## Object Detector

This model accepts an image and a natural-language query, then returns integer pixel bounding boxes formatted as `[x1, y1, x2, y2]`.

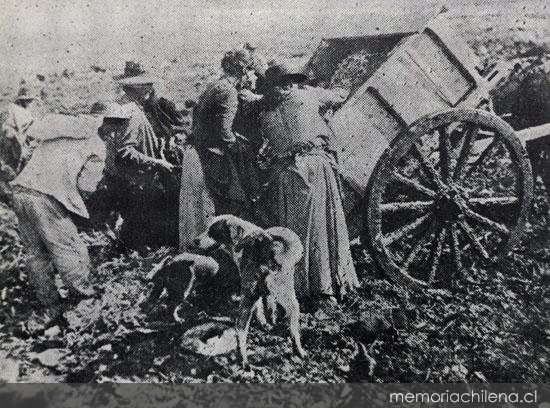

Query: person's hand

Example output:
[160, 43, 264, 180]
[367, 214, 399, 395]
[239, 89, 262, 103]
[331, 87, 349, 101]
[155, 159, 175, 172]
[225, 140, 238, 154]
[311, 136, 328, 148]
[235, 132, 249, 143]
[0, 162, 16, 181]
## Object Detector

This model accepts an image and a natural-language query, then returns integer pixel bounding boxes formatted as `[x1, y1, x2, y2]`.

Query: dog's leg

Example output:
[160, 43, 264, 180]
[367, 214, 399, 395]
[286, 298, 306, 358]
[236, 293, 259, 368]
[265, 295, 277, 325]
[182, 269, 196, 301]
[254, 298, 271, 329]
[140, 279, 164, 313]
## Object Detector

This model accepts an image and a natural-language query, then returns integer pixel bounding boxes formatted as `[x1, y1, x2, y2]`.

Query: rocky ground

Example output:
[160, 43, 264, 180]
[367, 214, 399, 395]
[0, 177, 549, 383]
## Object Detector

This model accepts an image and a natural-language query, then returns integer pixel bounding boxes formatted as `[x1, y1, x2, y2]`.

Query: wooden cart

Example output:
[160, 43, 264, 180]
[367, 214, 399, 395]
[313, 20, 550, 288]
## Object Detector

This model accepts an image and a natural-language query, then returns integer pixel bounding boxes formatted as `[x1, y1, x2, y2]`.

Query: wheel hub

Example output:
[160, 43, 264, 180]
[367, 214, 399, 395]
[434, 190, 463, 223]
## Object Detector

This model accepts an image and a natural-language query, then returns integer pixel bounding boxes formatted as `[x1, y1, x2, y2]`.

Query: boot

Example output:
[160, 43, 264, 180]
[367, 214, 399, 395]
[25, 305, 65, 335]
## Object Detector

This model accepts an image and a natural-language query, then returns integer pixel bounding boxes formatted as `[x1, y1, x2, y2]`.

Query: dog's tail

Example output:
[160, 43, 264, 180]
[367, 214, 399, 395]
[265, 227, 304, 265]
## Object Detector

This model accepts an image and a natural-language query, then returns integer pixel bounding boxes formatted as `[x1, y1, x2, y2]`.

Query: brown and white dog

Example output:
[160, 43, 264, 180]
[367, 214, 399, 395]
[194, 215, 306, 367]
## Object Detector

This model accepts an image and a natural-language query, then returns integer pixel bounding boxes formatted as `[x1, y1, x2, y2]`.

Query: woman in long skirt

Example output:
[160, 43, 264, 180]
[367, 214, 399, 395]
[259, 61, 359, 302]
[179, 143, 215, 251]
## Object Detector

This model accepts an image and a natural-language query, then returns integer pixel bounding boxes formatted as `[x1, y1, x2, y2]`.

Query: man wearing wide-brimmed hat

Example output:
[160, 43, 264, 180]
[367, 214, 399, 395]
[257, 59, 358, 308]
[0, 86, 41, 205]
[115, 61, 186, 155]
[112, 61, 186, 248]
[84, 102, 133, 228]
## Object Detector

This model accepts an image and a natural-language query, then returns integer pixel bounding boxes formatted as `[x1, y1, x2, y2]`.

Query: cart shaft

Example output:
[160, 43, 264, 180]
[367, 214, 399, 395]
[516, 123, 550, 144]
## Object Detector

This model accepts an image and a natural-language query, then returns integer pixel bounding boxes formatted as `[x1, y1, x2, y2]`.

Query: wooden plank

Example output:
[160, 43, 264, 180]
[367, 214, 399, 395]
[367, 45, 451, 125]
[330, 90, 401, 192]
[425, 20, 483, 83]
[405, 33, 476, 106]
[329, 22, 485, 194]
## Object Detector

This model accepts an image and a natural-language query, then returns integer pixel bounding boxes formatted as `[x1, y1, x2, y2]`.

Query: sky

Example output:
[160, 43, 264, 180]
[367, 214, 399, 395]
[0, 0, 542, 78]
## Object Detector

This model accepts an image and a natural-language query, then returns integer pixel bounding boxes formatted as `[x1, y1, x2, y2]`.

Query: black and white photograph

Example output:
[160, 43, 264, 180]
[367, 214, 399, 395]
[0, 0, 549, 389]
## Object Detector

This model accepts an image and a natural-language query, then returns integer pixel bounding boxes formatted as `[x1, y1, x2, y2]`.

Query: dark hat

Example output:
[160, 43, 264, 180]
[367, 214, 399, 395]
[114, 61, 158, 86]
[15, 86, 38, 102]
[264, 60, 308, 88]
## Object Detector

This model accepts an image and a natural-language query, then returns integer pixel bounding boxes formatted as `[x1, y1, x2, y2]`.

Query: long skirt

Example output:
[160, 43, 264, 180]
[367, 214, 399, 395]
[265, 151, 359, 299]
[179, 145, 216, 251]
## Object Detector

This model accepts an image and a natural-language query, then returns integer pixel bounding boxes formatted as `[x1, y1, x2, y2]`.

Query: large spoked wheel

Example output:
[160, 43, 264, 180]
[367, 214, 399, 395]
[364, 108, 533, 289]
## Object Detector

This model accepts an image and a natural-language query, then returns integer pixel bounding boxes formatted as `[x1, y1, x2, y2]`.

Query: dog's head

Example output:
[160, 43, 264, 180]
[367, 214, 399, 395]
[194, 215, 262, 251]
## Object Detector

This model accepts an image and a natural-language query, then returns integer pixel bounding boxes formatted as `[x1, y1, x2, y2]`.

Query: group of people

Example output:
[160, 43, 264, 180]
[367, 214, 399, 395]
[0, 44, 360, 332]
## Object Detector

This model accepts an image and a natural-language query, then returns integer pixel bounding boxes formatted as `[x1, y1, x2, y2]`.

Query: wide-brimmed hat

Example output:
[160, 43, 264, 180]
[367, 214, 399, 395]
[264, 60, 309, 88]
[15, 86, 38, 102]
[114, 61, 158, 86]
[90, 101, 131, 119]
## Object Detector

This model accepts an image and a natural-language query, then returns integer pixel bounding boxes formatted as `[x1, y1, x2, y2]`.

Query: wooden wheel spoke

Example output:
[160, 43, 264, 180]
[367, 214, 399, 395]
[383, 213, 431, 245]
[429, 227, 447, 284]
[453, 124, 479, 181]
[462, 207, 510, 235]
[367, 108, 532, 289]
[392, 172, 436, 198]
[464, 137, 501, 179]
[438, 126, 451, 183]
[411, 143, 446, 190]
[450, 224, 462, 272]
[469, 196, 518, 207]
[402, 221, 438, 270]
[380, 200, 434, 212]
[457, 219, 490, 260]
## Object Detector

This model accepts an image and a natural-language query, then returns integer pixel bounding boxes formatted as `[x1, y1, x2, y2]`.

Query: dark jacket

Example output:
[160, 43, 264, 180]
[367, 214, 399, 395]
[193, 77, 238, 149]
[192, 77, 255, 216]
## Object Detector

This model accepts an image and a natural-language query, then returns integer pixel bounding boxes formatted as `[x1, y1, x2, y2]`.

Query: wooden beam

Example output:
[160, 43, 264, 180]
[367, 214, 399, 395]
[516, 123, 550, 144]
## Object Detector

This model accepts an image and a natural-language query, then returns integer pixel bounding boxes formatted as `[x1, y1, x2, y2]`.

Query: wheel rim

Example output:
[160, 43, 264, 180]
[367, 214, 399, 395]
[364, 108, 533, 289]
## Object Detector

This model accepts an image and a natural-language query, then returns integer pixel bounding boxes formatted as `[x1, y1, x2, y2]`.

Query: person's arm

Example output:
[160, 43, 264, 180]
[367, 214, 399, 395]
[118, 146, 174, 172]
[313, 86, 348, 108]
[117, 115, 172, 169]
[77, 154, 105, 196]
[2, 110, 19, 141]
[118, 145, 160, 167]
[215, 84, 239, 144]
[238, 89, 263, 104]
